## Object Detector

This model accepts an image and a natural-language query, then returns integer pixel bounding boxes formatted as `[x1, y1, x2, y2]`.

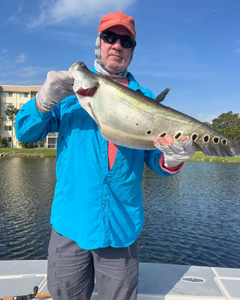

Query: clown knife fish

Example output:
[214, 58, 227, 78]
[70, 62, 240, 158]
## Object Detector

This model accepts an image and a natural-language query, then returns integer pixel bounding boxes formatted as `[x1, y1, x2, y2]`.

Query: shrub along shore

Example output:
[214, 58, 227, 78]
[0, 148, 240, 163]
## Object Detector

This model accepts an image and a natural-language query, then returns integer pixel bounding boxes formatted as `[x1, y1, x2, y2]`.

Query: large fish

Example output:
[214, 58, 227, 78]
[70, 62, 240, 158]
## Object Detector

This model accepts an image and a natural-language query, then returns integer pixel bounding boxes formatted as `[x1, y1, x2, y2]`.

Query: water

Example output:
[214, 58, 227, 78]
[0, 157, 240, 268]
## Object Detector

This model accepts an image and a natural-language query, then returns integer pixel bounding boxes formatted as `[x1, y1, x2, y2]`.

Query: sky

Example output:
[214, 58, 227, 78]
[0, 0, 239, 123]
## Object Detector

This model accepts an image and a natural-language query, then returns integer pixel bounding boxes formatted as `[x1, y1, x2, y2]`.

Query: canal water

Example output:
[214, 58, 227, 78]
[0, 157, 240, 268]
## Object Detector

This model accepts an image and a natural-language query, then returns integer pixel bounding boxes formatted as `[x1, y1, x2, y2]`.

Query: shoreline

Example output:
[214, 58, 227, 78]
[0, 148, 240, 163]
[0, 148, 56, 158]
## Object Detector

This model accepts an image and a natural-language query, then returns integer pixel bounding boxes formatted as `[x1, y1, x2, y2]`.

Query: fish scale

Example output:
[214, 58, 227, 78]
[70, 62, 240, 158]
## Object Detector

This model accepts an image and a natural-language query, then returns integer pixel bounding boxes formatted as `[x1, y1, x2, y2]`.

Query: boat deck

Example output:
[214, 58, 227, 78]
[0, 260, 239, 299]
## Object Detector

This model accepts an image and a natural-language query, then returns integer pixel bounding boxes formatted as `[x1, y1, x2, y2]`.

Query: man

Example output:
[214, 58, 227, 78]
[15, 11, 195, 300]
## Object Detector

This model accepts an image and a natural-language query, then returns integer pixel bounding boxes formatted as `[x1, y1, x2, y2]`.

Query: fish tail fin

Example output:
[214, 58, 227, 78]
[196, 142, 240, 158]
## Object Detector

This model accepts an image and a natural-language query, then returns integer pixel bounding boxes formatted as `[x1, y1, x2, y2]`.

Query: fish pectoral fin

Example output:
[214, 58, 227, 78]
[156, 88, 171, 103]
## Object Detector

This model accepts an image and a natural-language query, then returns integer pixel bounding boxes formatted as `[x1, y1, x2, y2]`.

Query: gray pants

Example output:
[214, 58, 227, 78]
[47, 227, 139, 300]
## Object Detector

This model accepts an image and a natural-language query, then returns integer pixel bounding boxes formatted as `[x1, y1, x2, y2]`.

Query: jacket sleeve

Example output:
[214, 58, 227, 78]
[144, 149, 181, 178]
[15, 98, 60, 143]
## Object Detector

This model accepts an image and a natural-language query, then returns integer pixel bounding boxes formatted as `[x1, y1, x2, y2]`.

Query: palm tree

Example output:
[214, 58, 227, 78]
[4, 105, 19, 148]
[0, 116, 6, 139]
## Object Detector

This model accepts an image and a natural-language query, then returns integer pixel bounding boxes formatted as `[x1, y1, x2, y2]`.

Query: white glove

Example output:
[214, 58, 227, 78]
[36, 71, 75, 112]
[155, 137, 196, 168]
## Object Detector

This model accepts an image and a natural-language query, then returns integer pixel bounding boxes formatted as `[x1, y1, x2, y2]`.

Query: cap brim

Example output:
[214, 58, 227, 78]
[98, 22, 136, 37]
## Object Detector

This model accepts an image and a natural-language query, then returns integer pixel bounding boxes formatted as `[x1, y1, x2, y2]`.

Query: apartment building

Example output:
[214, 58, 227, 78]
[0, 85, 58, 148]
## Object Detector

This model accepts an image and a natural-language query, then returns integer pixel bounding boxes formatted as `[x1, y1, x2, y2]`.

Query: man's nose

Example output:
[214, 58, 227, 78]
[112, 39, 122, 49]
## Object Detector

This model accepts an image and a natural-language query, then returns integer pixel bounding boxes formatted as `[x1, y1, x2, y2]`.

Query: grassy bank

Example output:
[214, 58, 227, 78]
[0, 148, 240, 163]
[188, 151, 240, 163]
[0, 148, 57, 157]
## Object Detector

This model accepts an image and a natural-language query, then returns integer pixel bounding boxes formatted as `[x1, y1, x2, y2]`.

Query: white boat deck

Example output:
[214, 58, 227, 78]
[0, 260, 240, 299]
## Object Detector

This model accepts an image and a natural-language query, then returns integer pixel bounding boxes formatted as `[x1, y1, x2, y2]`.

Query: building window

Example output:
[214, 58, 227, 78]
[4, 103, 12, 109]
[4, 92, 13, 97]
[4, 126, 12, 131]
[20, 92, 28, 98]
[48, 138, 57, 148]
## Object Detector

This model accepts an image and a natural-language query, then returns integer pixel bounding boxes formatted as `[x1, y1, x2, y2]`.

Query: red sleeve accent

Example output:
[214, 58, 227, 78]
[159, 154, 184, 174]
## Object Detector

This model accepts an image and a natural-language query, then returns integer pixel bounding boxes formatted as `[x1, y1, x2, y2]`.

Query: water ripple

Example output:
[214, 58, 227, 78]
[1, 158, 240, 268]
[140, 162, 240, 268]
[0, 157, 55, 260]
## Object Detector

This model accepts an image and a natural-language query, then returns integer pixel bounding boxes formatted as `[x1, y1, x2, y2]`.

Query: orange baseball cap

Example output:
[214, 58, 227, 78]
[98, 11, 136, 37]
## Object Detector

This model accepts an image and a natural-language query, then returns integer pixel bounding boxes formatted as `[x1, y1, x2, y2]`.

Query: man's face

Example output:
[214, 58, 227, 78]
[100, 25, 133, 74]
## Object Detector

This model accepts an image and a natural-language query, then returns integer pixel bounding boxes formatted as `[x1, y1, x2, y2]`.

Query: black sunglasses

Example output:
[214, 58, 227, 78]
[100, 31, 136, 49]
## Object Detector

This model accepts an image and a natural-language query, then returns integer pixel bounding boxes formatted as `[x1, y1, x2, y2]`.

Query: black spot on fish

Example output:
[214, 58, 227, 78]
[222, 139, 227, 145]
[136, 123, 139, 126]
[203, 135, 209, 143]
[192, 134, 198, 142]
[147, 130, 152, 135]
[213, 137, 219, 144]
[159, 132, 167, 137]
[175, 132, 182, 139]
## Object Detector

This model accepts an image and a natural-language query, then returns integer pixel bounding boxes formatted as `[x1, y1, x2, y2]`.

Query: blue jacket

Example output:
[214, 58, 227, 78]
[15, 69, 179, 249]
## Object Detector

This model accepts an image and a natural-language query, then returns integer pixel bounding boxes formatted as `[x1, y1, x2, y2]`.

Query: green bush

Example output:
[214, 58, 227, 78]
[0, 138, 8, 148]
[19, 142, 35, 148]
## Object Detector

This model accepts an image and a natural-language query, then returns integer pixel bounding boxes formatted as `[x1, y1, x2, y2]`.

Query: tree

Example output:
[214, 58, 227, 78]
[0, 116, 6, 126]
[211, 111, 240, 147]
[4, 105, 19, 148]
[0, 138, 8, 148]
[203, 121, 211, 127]
[19, 141, 35, 148]
[0, 116, 6, 129]
[0, 116, 6, 144]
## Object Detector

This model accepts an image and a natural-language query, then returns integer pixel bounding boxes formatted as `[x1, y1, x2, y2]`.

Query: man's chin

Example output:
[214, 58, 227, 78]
[105, 63, 125, 74]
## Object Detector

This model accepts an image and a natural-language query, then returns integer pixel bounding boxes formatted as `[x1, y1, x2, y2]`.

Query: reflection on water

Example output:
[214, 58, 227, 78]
[141, 162, 240, 268]
[0, 157, 240, 267]
[0, 157, 56, 260]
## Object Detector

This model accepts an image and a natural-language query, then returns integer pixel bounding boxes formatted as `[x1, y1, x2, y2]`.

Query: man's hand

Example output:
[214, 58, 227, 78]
[36, 71, 75, 113]
[154, 135, 196, 168]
